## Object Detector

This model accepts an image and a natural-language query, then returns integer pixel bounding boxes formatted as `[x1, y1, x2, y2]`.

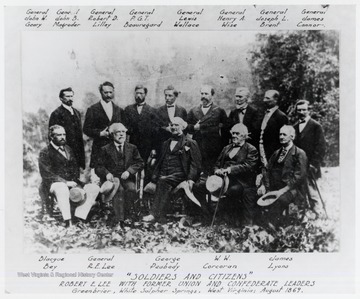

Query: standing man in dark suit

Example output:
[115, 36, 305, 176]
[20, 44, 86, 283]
[257, 125, 308, 226]
[124, 85, 159, 162]
[95, 123, 144, 228]
[187, 85, 229, 175]
[83, 81, 125, 170]
[228, 87, 261, 149]
[142, 117, 202, 223]
[293, 100, 326, 217]
[259, 90, 288, 168]
[49, 87, 85, 169]
[39, 125, 100, 227]
[156, 85, 187, 155]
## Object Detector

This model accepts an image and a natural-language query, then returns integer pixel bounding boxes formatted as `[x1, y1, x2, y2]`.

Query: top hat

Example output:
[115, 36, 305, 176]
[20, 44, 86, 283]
[205, 175, 229, 202]
[69, 187, 86, 205]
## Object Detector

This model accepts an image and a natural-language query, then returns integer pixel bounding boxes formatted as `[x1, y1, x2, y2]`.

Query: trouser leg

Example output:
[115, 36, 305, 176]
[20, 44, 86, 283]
[307, 179, 324, 216]
[74, 184, 100, 220]
[121, 179, 137, 219]
[50, 182, 71, 221]
[192, 180, 212, 222]
[113, 184, 125, 222]
[241, 188, 257, 225]
[268, 191, 293, 226]
[150, 178, 173, 219]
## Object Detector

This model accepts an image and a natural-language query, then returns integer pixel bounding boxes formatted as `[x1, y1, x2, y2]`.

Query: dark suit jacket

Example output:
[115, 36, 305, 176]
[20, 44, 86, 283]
[152, 135, 202, 182]
[261, 108, 288, 160]
[49, 105, 85, 168]
[214, 142, 258, 188]
[228, 105, 261, 148]
[124, 103, 159, 161]
[95, 142, 144, 181]
[187, 104, 229, 163]
[83, 101, 125, 168]
[39, 144, 80, 190]
[155, 104, 188, 153]
[266, 144, 308, 197]
[294, 118, 326, 178]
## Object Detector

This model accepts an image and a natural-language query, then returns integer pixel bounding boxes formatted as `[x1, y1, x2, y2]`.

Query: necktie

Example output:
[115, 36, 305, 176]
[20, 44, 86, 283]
[58, 146, 67, 159]
[116, 145, 123, 154]
[137, 103, 145, 107]
[202, 104, 212, 108]
[277, 147, 288, 163]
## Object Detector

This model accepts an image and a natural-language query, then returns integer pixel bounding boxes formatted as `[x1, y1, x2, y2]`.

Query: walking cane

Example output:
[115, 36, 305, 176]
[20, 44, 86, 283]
[309, 170, 328, 219]
[210, 174, 227, 228]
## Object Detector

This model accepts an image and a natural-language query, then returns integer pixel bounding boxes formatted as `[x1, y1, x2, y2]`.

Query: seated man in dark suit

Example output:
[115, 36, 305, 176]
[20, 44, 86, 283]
[95, 123, 144, 229]
[257, 125, 308, 227]
[192, 123, 259, 226]
[39, 125, 100, 227]
[142, 117, 202, 223]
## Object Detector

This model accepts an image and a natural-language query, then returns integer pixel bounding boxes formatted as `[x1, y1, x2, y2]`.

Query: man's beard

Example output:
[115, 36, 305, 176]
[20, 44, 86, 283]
[135, 97, 145, 104]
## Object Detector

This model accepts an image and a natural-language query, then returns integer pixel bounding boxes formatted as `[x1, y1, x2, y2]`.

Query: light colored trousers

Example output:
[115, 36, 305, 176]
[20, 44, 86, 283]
[50, 182, 100, 220]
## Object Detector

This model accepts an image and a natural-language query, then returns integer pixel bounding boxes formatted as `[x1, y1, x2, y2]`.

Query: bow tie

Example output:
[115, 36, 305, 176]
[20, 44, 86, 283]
[137, 103, 145, 107]
[266, 109, 271, 113]
[167, 105, 175, 108]
[58, 146, 65, 151]
[232, 144, 241, 148]
[171, 135, 182, 141]
[237, 108, 246, 114]
[299, 119, 306, 123]
[202, 104, 212, 109]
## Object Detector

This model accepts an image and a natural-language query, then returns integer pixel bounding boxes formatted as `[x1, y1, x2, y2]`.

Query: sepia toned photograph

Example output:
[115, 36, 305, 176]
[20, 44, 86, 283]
[21, 29, 340, 254]
[4, 2, 358, 296]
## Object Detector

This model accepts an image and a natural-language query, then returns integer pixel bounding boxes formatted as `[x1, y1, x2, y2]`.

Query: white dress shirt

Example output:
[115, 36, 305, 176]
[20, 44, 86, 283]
[299, 116, 310, 133]
[261, 106, 279, 130]
[62, 104, 74, 115]
[51, 141, 67, 159]
[100, 100, 113, 121]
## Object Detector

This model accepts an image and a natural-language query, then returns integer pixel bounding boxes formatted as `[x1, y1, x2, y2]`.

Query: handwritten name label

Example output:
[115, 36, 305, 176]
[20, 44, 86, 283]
[217, 9, 246, 28]
[174, 9, 203, 28]
[53, 8, 80, 29]
[87, 8, 118, 29]
[38, 255, 65, 272]
[267, 255, 293, 271]
[149, 255, 181, 271]
[297, 8, 328, 28]
[87, 255, 115, 270]
[24, 8, 49, 28]
[124, 8, 163, 29]
[256, 8, 289, 28]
